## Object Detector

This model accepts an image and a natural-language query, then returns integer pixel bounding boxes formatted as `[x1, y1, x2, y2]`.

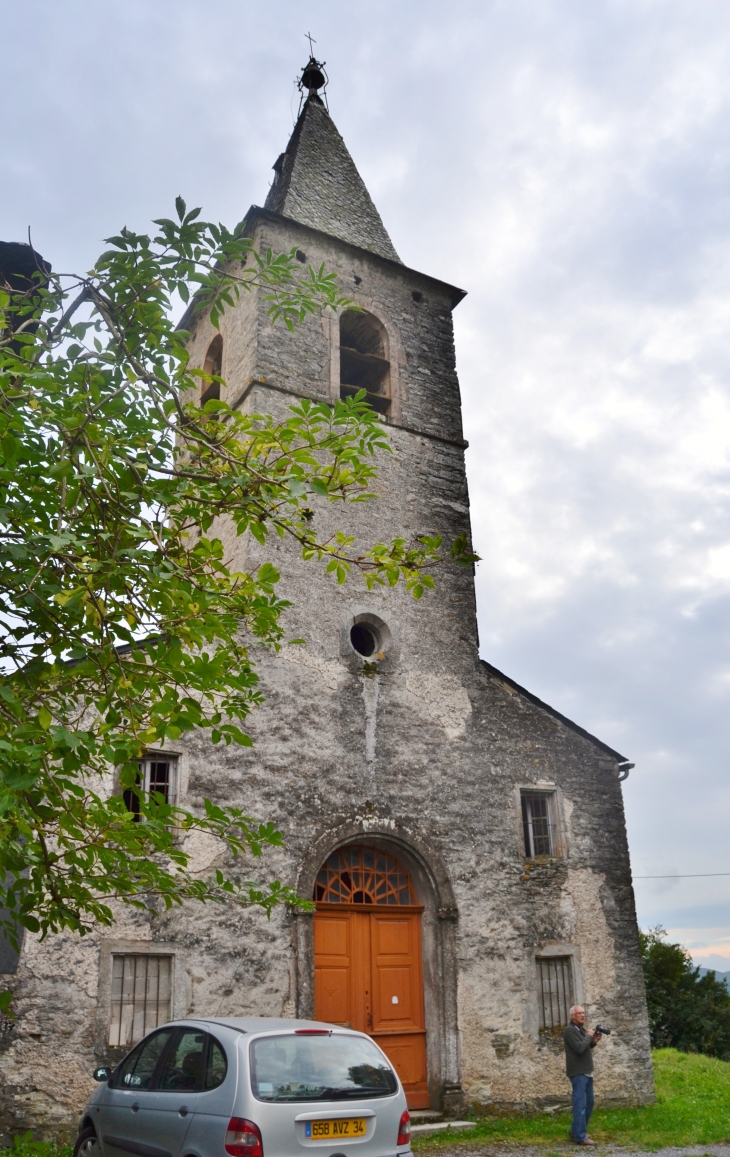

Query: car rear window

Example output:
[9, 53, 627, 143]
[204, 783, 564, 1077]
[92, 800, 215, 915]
[250, 1033, 398, 1102]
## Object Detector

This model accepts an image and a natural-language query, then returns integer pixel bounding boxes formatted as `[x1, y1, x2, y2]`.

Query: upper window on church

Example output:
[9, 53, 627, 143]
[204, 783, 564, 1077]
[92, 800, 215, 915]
[123, 754, 178, 820]
[201, 334, 223, 406]
[339, 311, 390, 415]
[521, 791, 556, 857]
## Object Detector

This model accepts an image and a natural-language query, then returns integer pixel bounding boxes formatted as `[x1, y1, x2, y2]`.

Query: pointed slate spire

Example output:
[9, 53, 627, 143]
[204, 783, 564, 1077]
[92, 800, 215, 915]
[264, 93, 401, 264]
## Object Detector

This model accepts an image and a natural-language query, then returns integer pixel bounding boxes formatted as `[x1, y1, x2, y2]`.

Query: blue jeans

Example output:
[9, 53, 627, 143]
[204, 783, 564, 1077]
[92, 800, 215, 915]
[570, 1074, 594, 1142]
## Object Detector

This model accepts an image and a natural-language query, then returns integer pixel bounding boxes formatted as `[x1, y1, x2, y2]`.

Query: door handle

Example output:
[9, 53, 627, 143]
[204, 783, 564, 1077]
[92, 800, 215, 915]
[131, 1103, 139, 1113]
[178, 1107, 189, 1118]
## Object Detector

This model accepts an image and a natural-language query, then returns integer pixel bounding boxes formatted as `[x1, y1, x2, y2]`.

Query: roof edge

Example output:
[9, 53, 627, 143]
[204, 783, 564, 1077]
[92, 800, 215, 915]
[177, 204, 467, 335]
[249, 205, 466, 305]
[480, 658, 629, 763]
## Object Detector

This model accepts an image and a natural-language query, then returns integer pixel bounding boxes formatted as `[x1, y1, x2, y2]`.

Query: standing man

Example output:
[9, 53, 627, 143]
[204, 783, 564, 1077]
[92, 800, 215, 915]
[563, 1005, 602, 1145]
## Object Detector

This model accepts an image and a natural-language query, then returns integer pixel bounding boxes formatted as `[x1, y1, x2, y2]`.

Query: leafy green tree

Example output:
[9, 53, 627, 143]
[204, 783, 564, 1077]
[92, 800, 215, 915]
[0, 201, 476, 951]
[640, 926, 730, 1060]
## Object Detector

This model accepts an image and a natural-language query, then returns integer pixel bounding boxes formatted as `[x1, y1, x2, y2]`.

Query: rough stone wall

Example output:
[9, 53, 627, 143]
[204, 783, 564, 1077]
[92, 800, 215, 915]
[0, 213, 654, 1136]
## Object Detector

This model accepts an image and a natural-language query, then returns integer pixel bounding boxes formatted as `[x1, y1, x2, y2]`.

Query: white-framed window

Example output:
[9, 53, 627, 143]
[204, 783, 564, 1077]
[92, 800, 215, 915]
[536, 955, 574, 1030]
[521, 790, 556, 857]
[109, 953, 173, 1048]
[123, 754, 177, 819]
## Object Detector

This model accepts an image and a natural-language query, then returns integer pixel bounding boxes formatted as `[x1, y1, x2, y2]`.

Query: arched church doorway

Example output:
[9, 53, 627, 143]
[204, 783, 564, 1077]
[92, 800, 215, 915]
[313, 845, 429, 1109]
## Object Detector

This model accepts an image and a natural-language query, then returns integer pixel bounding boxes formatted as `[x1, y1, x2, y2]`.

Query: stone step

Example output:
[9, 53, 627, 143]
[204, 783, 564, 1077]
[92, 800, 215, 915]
[409, 1111, 443, 1123]
[410, 1121, 477, 1135]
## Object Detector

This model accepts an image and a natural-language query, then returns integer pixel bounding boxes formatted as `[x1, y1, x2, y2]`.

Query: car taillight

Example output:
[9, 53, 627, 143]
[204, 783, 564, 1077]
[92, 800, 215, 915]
[397, 1110, 411, 1146]
[225, 1118, 263, 1157]
[294, 1028, 331, 1034]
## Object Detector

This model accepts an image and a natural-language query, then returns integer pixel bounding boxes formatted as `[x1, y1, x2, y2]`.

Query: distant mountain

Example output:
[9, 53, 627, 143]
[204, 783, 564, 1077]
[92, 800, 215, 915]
[698, 967, 730, 989]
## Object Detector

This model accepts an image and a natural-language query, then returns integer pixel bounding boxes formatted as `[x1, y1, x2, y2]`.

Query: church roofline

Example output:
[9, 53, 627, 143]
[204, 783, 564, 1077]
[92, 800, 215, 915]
[177, 205, 466, 335]
[480, 658, 629, 763]
[245, 205, 467, 308]
[263, 91, 401, 262]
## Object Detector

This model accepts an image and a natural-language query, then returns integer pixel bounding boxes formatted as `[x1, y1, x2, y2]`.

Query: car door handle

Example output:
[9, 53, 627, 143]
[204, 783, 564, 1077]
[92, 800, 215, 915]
[178, 1106, 188, 1118]
[131, 1103, 139, 1113]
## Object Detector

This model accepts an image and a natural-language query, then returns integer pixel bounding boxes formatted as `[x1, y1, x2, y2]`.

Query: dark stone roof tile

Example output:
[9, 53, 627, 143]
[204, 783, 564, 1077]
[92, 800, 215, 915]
[264, 96, 401, 263]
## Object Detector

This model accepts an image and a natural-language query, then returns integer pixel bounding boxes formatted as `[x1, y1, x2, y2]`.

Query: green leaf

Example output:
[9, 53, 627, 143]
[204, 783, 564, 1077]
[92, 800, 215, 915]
[0, 193, 447, 944]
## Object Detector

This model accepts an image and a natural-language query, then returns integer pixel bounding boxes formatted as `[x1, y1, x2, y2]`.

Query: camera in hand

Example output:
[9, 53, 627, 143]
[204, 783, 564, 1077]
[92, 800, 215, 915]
[594, 1025, 611, 1036]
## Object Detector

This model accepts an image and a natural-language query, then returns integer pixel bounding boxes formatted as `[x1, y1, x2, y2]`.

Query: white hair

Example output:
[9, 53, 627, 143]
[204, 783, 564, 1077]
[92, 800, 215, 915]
[569, 1005, 584, 1016]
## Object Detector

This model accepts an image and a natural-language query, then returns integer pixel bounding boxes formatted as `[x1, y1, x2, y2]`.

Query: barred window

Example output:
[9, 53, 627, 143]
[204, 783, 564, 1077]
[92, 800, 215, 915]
[109, 954, 172, 1048]
[537, 955, 574, 1030]
[123, 756, 176, 820]
[521, 791, 555, 857]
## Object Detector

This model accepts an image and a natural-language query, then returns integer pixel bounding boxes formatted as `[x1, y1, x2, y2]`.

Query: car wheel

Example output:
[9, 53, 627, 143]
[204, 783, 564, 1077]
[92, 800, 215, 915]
[74, 1127, 100, 1157]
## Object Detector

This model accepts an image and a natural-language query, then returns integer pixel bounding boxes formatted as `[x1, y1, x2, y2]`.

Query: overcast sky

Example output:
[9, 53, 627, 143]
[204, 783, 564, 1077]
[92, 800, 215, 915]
[3, 0, 730, 968]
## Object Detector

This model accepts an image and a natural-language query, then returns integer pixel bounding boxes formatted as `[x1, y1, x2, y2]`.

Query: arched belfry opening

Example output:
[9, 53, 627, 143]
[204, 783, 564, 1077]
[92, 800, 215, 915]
[201, 334, 223, 405]
[339, 311, 390, 415]
[313, 845, 428, 1108]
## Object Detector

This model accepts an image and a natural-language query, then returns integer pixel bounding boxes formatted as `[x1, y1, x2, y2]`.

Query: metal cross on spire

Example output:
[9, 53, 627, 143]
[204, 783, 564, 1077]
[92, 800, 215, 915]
[297, 37, 328, 111]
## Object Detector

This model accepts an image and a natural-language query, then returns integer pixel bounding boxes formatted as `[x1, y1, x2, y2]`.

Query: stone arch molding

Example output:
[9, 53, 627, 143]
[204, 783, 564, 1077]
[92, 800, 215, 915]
[293, 817, 463, 1112]
[296, 817, 457, 911]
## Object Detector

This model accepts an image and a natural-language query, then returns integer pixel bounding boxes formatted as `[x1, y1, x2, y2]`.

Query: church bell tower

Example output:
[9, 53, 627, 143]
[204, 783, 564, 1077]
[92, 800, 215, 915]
[178, 55, 652, 1116]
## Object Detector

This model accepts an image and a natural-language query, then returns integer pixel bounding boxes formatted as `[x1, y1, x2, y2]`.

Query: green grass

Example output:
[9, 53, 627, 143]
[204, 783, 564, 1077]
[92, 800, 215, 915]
[412, 1049, 730, 1151]
[7, 1134, 73, 1157]
[12, 1050, 730, 1156]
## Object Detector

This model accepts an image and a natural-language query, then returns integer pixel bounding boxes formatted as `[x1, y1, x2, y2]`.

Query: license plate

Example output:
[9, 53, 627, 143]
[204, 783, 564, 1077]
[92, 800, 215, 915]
[305, 1118, 367, 1139]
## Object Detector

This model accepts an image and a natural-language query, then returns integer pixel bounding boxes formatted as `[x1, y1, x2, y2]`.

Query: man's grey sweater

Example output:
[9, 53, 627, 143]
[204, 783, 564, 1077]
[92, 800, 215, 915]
[563, 1022, 595, 1077]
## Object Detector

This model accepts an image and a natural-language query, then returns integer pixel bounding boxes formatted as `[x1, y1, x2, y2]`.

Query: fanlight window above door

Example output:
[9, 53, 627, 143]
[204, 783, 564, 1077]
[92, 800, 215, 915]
[314, 845, 417, 905]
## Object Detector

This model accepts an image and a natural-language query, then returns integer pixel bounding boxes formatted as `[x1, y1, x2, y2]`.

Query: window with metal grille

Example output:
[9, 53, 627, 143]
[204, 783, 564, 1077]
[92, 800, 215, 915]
[109, 954, 172, 1048]
[314, 845, 417, 905]
[123, 756, 176, 820]
[537, 955, 574, 1030]
[521, 791, 555, 857]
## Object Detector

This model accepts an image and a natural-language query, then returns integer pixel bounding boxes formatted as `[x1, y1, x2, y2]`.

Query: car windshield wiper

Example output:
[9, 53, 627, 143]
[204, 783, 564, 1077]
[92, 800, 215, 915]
[325, 1087, 387, 1098]
[267, 1086, 389, 1102]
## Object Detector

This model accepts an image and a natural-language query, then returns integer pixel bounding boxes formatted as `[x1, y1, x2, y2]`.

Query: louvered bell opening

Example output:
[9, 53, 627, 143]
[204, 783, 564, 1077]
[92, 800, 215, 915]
[339, 310, 390, 414]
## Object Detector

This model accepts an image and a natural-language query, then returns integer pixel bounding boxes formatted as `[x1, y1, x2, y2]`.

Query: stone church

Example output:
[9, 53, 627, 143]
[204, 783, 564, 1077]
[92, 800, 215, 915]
[0, 62, 654, 1136]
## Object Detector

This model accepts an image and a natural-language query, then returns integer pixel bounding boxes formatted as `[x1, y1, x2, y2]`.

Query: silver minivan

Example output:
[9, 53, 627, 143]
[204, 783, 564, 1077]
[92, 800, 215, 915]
[75, 1018, 412, 1157]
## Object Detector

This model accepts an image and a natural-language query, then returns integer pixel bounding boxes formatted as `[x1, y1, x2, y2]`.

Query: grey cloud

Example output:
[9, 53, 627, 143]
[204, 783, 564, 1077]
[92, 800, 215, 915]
[635, 903, 730, 929]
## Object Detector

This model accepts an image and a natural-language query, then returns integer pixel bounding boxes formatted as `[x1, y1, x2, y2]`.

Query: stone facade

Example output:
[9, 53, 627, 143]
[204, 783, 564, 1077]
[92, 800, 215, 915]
[0, 90, 654, 1139]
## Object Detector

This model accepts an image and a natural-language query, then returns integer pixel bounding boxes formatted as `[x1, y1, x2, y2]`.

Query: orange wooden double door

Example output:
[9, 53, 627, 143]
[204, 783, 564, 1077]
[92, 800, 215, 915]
[314, 905, 429, 1109]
